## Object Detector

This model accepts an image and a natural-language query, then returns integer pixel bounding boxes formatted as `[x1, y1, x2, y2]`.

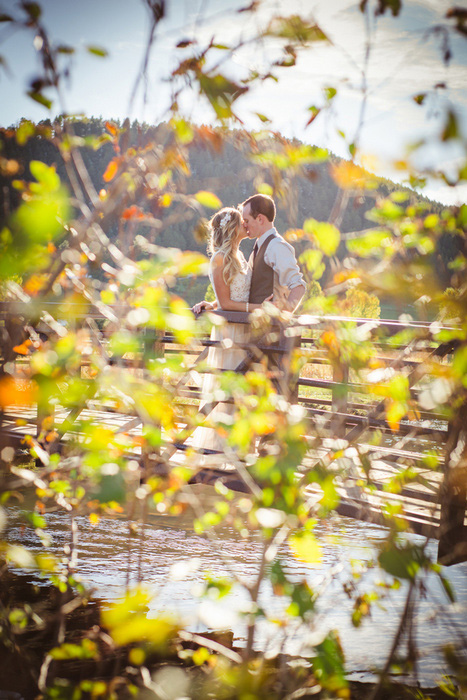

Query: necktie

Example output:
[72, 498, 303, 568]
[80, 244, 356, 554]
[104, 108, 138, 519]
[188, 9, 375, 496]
[252, 241, 259, 262]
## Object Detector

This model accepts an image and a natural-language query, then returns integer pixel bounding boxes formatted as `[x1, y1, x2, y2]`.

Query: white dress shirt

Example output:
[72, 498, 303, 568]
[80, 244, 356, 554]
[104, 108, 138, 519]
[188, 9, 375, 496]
[252, 227, 305, 305]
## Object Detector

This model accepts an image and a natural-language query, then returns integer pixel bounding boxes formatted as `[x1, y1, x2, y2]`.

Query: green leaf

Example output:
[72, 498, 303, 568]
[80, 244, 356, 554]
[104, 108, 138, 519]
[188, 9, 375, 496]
[50, 640, 98, 660]
[323, 86, 337, 101]
[57, 45, 75, 55]
[16, 120, 35, 146]
[375, 0, 402, 16]
[299, 249, 325, 280]
[194, 190, 222, 209]
[437, 572, 456, 603]
[424, 214, 438, 229]
[458, 204, 467, 228]
[387, 374, 409, 402]
[252, 144, 328, 170]
[0, 13, 13, 21]
[287, 581, 316, 617]
[347, 229, 392, 257]
[441, 110, 459, 141]
[303, 219, 340, 255]
[255, 112, 271, 123]
[306, 105, 320, 127]
[198, 73, 248, 120]
[368, 199, 404, 222]
[29, 160, 61, 191]
[413, 93, 426, 105]
[171, 117, 194, 144]
[12, 166, 70, 244]
[86, 45, 108, 57]
[312, 631, 347, 693]
[266, 15, 328, 43]
[26, 91, 52, 110]
[23, 2, 41, 20]
[390, 190, 409, 203]
[109, 330, 140, 356]
[378, 543, 427, 580]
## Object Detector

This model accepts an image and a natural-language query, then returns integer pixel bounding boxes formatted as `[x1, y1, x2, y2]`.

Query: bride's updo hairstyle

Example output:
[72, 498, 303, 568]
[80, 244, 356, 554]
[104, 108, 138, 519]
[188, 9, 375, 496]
[208, 207, 243, 286]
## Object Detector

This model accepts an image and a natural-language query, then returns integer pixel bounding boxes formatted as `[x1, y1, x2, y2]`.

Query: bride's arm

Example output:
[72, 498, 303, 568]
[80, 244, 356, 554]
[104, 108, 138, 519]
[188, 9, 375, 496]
[192, 299, 217, 315]
[211, 254, 262, 311]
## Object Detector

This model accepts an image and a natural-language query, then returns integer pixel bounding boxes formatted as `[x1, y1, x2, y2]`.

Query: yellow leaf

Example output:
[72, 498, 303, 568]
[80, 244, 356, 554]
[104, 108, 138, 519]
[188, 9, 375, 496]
[257, 182, 273, 195]
[101, 289, 115, 305]
[89, 513, 100, 526]
[289, 532, 322, 565]
[194, 190, 222, 209]
[386, 401, 406, 432]
[129, 647, 145, 666]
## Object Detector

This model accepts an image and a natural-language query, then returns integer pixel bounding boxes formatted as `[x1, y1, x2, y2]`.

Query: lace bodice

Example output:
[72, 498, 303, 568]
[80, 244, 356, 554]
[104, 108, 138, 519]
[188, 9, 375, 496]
[209, 252, 252, 308]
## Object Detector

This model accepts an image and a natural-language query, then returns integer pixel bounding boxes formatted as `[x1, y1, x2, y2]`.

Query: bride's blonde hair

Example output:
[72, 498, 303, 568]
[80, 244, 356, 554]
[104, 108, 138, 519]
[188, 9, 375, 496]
[208, 207, 243, 286]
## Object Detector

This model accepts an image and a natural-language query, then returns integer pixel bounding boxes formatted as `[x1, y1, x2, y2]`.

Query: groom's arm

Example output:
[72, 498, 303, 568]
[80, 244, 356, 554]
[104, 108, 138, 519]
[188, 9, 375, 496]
[265, 238, 306, 311]
[284, 284, 305, 312]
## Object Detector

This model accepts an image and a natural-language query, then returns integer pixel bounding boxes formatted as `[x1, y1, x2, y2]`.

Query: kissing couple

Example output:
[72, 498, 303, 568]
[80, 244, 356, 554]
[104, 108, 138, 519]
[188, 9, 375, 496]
[190, 194, 306, 458]
[193, 193, 306, 317]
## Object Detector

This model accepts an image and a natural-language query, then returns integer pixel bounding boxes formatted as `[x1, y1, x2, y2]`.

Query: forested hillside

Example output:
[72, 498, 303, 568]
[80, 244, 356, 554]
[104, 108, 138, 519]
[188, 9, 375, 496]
[0, 117, 450, 307]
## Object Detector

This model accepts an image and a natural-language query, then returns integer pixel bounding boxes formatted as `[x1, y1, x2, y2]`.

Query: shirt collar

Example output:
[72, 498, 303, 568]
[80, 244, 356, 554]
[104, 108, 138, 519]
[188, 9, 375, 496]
[256, 227, 276, 249]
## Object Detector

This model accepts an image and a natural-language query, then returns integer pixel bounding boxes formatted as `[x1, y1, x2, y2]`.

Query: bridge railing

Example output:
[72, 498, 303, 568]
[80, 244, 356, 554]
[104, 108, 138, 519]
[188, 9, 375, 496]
[0, 301, 465, 563]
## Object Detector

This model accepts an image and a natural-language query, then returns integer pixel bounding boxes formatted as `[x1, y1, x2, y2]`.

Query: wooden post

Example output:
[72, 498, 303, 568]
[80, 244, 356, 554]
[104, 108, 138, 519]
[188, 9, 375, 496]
[438, 401, 467, 566]
[141, 326, 166, 478]
[278, 325, 301, 403]
[331, 362, 349, 437]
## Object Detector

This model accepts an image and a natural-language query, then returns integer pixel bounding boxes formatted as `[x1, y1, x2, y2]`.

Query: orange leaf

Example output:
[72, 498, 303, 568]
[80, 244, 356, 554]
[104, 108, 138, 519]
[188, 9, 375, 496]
[0, 377, 37, 407]
[122, 205, 145, 220]
[196, 125, 224, 151]
[105, 121, 118, 137]
[330, 161, 369, 190]
[13, 340, 32, 356]
[103, 158, 120, 182]
[24, 274, 47, 296]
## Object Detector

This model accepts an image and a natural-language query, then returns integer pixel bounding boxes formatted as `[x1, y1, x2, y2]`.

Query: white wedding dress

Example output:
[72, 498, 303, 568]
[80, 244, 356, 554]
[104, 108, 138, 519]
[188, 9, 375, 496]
[191, 252, 252, 458]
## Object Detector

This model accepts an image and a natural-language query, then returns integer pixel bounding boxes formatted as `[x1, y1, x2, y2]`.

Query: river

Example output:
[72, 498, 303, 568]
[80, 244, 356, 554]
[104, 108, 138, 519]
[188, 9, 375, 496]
[5, 482, 467, 688]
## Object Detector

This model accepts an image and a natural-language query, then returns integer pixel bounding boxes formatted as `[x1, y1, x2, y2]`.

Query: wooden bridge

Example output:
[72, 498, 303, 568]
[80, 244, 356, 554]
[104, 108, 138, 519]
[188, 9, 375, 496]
[1, 301, 466, 566]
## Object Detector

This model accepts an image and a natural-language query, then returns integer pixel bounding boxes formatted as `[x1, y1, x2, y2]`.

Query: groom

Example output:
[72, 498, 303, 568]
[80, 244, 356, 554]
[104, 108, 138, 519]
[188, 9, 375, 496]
[241, 194, 305, 312]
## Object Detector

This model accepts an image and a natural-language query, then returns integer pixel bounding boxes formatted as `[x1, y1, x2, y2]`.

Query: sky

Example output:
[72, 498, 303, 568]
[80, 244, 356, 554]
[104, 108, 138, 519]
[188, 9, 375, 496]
[0, 0, 467, 205]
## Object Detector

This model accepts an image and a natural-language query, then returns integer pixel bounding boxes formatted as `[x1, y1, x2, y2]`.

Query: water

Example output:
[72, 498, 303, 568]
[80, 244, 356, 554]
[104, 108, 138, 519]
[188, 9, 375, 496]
[5, 484, 467, 687]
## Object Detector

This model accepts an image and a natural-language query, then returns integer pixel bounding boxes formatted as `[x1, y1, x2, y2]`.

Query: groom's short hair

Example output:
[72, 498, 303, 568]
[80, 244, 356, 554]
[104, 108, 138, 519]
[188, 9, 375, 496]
[241, 194, 275, 222]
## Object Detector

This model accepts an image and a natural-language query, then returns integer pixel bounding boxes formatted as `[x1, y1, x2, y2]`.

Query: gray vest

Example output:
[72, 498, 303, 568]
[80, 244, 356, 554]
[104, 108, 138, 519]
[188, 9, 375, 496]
[248, 234, 276, 304]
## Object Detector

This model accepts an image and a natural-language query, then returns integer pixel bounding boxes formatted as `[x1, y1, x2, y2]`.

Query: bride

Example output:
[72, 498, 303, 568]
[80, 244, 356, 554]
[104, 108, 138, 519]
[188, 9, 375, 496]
[191, 207, 269, 456]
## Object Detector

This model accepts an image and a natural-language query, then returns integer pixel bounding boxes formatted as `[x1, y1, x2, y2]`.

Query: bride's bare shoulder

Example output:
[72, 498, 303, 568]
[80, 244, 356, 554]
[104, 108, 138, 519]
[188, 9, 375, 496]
[210, 251, 225, 268]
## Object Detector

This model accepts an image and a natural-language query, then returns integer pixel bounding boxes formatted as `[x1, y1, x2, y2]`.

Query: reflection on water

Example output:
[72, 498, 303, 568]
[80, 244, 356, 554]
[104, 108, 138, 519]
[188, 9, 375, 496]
[6, 484, 467, 686]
